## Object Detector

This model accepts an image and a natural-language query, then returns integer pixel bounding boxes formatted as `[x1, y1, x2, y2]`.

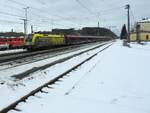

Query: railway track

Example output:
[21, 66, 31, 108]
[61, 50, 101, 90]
[0, 42, 113, 113]
[12, 42, 109, 79]
[0, 44, 83, 63]
[0, 50, 27, 58]
[0, 42, 102, 71]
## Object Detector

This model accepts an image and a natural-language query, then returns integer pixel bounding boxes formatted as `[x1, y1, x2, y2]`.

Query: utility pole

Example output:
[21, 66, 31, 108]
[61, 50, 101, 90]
[31, 25, 33, 33]
[23, 7, 29, 38]
[97, 21, 100, 36]
[98, 21, 100, 28]
[136, 23, 141, 43]
[21, 19, 26, 37]
[51, 19, 54, 30]
[11, 29, 13, 32]
[125, 4, 130, 42]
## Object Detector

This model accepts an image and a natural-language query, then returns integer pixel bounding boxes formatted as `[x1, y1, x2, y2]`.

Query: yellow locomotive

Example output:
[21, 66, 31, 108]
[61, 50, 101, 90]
[26, 33, 65, 49]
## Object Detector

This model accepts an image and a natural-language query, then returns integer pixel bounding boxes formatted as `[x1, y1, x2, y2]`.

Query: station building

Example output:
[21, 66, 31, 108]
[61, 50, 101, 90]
[130, 20, 150, 42]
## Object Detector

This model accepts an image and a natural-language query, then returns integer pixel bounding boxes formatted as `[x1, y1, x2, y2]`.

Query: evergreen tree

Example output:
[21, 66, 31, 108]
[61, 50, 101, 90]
[120, 24, 128, 40]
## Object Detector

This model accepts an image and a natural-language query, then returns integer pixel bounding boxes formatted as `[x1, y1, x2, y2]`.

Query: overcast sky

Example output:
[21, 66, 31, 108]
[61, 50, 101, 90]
[0, 0, 149, 34]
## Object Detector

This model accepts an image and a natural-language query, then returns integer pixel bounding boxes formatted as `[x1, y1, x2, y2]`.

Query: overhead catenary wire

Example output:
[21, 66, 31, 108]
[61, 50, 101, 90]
[3, 4, 24, 13]
[6, 0, 124, 24]
[75, 0, 97, 16]
[7, 0, 81, 22]
[75, 0, 127, 29]
[7, 0, 26, 7]
[0, 6, 117, 23]
[97, 5, 125, 14]
[6, 0, 84, 31]
[5, 0, 76, 31]
[0, 11, 25, 18]
[1, 0, 132, 33]
[30, 20, 73, 28]
[0, 19, 23, 24]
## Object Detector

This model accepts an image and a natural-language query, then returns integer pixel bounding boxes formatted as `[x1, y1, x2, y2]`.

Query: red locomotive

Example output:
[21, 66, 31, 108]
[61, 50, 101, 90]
[0, 38, 9, 50]
[0, 37, 25, 50]
[8, 37, 25, 49]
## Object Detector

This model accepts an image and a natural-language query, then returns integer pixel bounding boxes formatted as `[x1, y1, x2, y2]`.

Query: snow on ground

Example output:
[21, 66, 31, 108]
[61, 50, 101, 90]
[0, 42, 106, 81]
[7, 40, 150, 113]
[0, 49, 25, 55]
[0, 42, 110, 111]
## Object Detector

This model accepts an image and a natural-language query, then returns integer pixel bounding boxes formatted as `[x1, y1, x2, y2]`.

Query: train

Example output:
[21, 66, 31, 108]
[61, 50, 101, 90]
[25, 33, 112, 50]
[0, 37, 25, 50]
[0, 33, 112, 50]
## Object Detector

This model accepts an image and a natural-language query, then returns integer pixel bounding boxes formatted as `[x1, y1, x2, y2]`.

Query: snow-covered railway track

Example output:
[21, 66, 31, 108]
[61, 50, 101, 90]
[12, 43, 108, 79]
[0, 51, 27, 58]
[0, 42, 113, 113]
[0, 43, 100, 71]
[0, 49, 27, 56]
[0, 45, 80, 63]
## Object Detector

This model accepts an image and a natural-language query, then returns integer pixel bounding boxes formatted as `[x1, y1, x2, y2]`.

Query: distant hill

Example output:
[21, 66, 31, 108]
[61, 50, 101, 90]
[81, 27, 117, 38]
[52, 27, 117, 38]
[52, 28, 75, 35]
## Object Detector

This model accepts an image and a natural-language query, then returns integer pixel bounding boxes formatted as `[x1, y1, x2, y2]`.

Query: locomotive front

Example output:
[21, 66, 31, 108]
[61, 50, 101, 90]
[25, 33, 65, 50]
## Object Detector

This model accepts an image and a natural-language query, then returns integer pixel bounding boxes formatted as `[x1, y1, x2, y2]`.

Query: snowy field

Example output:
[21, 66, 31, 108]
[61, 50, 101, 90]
[1, 40, 150, 113]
